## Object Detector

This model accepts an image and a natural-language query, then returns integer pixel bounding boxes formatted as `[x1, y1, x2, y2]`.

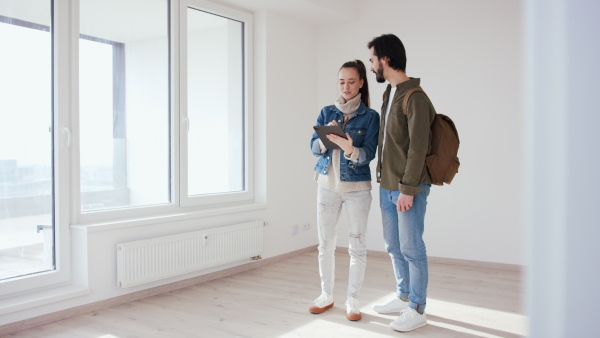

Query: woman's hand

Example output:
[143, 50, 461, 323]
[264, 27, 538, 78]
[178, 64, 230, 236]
[327, 132, 354, 154]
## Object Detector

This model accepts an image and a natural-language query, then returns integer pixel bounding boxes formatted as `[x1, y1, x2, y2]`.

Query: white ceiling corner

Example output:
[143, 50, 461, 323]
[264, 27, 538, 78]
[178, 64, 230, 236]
[218, 0, 360, 26]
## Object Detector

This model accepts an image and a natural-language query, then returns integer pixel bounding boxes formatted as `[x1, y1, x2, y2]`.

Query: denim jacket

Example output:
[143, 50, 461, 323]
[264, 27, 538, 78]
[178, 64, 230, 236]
[310, 101, 380, 182]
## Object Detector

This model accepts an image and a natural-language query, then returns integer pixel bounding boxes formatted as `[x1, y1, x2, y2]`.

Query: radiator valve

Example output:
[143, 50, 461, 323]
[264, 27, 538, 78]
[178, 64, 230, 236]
[251, 255, 262, 261]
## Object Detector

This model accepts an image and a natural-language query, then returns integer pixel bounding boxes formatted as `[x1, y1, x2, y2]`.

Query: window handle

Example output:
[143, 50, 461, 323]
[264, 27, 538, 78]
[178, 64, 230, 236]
[183, 117, 190, 134]
[37, 225, 52, 233]
[62, 125, 71, 147]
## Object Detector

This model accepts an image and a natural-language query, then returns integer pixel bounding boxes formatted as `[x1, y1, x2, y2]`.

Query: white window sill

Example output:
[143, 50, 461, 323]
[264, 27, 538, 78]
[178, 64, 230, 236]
[71, 203, 268, 233]
[0, 284, 90, 316]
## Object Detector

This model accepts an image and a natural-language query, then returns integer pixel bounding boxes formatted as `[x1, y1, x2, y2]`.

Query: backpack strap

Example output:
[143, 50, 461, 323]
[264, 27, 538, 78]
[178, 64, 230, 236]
[402, 87, 426, 116]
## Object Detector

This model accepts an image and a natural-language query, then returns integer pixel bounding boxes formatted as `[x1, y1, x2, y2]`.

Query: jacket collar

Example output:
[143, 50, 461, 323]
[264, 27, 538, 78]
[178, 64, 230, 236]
[383, 78, 421, 103]
[395, 77, 421, 94]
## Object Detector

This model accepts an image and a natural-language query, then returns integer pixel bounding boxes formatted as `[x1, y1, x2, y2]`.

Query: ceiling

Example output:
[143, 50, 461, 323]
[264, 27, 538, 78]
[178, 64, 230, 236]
[217, 0, 359, 26]
[1, 0, 360, 42]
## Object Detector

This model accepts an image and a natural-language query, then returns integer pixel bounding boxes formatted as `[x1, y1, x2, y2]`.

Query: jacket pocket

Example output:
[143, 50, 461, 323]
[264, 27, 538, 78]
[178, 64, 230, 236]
[347, 161, 369, 176]
[346, 127, 366, 146]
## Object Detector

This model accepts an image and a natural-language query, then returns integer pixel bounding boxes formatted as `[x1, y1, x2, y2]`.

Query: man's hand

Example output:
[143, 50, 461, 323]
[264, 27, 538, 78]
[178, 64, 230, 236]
[397, 193, 414, 212]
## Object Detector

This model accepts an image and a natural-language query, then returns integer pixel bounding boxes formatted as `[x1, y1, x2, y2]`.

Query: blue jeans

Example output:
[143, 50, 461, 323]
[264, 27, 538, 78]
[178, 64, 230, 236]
[380, 185, 430, 313]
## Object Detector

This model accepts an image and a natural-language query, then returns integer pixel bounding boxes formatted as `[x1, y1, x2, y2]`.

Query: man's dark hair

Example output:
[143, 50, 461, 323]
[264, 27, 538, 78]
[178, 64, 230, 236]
[367, 34, 407, 72]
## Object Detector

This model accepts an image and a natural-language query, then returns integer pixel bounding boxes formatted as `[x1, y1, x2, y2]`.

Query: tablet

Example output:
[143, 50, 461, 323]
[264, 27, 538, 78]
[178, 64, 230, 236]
[313, 125, 347, 150]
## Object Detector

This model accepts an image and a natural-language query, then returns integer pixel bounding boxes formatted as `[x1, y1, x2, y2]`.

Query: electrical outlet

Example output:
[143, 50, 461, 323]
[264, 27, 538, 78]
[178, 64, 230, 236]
[291, 224, 299, 235]
[303, 223, 310, 231]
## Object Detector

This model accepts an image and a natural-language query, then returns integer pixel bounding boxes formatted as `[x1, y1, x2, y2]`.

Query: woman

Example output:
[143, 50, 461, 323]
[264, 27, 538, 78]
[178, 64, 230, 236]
[309, 60, 380, 321]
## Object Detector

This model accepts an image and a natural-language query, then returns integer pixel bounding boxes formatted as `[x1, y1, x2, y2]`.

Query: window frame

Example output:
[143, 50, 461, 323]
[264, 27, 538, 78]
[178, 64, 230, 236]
[73, 0, 255, 225]
[178, 0, 254, 207]
[1, 0, 257, 303]
[0, 0, 72, 297]
[74, 0, 174, 225]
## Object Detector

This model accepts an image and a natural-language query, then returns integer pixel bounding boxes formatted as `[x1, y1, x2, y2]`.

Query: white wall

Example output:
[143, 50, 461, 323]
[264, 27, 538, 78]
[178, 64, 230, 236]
[259, 10, 321, 256]
[317, 0, 525, 265]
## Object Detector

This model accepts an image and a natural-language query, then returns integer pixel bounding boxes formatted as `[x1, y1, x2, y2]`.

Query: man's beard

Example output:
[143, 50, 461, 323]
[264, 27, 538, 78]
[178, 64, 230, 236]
[375, 65, 385, 83]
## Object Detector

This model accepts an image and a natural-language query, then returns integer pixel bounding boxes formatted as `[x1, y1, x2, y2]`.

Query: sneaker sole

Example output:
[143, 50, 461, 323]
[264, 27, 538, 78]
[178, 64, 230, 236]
[309, 302, 334, 314]
[391, 322, 427, 332]
[346, 312, 362, 321]
[373, 306, 407, 314]
[374, 309, 404, 314]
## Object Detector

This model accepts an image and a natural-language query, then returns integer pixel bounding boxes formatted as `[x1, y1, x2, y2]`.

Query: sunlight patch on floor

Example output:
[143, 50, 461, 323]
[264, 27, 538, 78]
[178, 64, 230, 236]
[276, 318, 394, 338]
[426, 298, 527, 336]
[362, 296, 527, 337]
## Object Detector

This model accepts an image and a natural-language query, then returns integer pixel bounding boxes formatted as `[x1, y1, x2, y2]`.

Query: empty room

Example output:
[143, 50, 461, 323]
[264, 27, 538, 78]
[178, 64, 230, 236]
[1, 0, 598, 337]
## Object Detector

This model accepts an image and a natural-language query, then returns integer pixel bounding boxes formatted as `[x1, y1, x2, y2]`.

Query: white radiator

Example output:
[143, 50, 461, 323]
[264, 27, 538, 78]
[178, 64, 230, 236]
[117, 221, 264, 288]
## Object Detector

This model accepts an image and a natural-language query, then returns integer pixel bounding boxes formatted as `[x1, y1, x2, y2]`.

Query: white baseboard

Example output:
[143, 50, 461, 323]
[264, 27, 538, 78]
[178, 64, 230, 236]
[0, 285, 90, 317]
[426, 255, 523, 272]
[0, 245, 318, 337]
[337, 247, 523, 272]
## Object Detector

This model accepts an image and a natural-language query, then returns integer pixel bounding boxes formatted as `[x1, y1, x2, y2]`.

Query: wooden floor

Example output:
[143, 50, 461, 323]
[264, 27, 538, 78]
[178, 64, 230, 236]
[3, 251, 527, 337]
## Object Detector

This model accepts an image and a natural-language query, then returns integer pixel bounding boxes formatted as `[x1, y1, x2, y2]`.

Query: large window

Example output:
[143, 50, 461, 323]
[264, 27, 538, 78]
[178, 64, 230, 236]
[79, 0, 170, 212]
[0, 0, 254, 298]
[0, 2, 54, 282]
[186, 9, 244, 196]
[180, 0, 253, 206]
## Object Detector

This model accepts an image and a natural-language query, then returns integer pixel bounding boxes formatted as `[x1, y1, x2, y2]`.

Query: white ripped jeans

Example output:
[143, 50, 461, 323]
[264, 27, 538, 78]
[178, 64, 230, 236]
[317, 185, 371, 299]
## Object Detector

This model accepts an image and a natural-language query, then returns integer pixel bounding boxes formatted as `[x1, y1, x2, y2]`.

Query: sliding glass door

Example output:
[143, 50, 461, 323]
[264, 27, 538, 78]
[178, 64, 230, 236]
[0, 1, 54, 281]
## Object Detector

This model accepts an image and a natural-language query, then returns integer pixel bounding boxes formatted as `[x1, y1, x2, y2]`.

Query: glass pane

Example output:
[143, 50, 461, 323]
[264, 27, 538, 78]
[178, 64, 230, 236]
[187, 8, 244, 196]
[0, 1, 54, 280]
[79, 0, 170, 212]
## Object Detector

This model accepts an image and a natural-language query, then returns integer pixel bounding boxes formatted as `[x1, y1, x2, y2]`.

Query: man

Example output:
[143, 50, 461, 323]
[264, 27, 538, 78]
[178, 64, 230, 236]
[367, 34, 436, 332]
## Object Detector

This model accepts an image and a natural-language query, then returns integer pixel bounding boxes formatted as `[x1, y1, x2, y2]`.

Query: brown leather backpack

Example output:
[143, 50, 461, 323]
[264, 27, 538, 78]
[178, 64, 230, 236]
[403, 88, 460, 185]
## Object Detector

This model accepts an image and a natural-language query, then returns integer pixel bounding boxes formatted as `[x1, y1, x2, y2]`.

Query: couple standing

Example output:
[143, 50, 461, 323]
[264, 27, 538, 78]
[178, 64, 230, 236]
[309, 34, 436, 333]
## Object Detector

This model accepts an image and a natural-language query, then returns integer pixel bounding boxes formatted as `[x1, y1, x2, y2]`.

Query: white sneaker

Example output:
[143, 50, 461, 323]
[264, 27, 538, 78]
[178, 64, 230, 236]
[309, 293, 334, 314]
[345, 297, 361, 321]
[390, 308, 427, 332]
[373, 295, 409, 314]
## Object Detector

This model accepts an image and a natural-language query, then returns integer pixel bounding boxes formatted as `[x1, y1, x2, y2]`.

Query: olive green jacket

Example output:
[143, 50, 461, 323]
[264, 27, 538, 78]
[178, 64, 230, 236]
[376, 78, 436, 195]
